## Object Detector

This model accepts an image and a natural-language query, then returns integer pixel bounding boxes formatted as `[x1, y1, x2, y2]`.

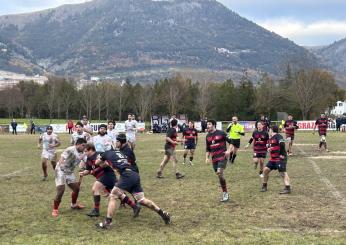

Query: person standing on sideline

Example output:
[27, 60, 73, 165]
[11, 119, 18, 135]
[226, 116, 245, 164]
[30, 120, 36, 134]
[67, 119, 74, 134]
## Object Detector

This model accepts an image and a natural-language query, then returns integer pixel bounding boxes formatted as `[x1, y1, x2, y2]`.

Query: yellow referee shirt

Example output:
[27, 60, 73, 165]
[228, 123, 245, 139]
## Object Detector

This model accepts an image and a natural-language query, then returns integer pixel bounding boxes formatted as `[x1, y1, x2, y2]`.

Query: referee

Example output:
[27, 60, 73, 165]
[226, 116, 245, 163]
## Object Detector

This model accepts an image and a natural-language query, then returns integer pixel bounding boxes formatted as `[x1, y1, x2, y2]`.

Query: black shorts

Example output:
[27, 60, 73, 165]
[286, 135, 294, 141]
[212, 159, 227, 172]
[164, 146, 175, 156]
[117, 170, 143, 194]
[266, 160, 287, 172]
[253, 152, 267, 159]
[98, 173, 116, 192]
[230, 139, 240, 148]
[184, 142, 196, 150]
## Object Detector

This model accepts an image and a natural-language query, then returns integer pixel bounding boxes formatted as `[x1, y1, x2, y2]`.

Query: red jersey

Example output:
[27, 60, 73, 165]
[249, 130, 269, 154]
[206, 130, 228, 164]
[284, 120, 298, 137]
[315, 118, 329, 135]
[268, 134, 286, 162]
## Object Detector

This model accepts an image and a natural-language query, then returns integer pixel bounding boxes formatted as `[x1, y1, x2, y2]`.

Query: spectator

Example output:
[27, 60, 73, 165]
[11, 119, 18, 135]
[201, 117, 208, 133]
[67, 119, 74, 134]
[30, 120, 36, 134]
[336, 116, 342, 131]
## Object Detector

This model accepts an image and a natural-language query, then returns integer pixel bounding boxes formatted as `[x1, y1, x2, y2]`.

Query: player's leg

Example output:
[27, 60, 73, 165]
[171, 151, 184, 179]
[87, 181, 104, 217]
[215, 161, 228, 202]
[259, 158, 265, 177]
[50, 153, 57, 170]
[182, 149, 188, 164]
[68, 180, 85, 209]
[157, 154, 170, 178]
[278, 161, 291, 194]
[52, 184, 65, 217]
[189, 149, 195, 165]
[253, 156, 259, 169]
[41, 158, 48, 181]
[134, 192, 171, 224]
[98, 189, 120, 228]
[261, 163, 272, 192]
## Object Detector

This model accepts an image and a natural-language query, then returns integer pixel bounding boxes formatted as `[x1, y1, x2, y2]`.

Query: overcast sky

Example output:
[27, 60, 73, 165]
[0, 0, 345, 46]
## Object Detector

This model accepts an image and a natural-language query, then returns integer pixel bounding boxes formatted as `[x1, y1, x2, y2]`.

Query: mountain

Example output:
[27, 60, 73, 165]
[0, 0, 318, 81]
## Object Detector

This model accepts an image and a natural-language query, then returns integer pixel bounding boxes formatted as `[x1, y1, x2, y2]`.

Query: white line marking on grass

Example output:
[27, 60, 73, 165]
[0, 167, 31, 178]
[254, 227, 346, 234]
[295, 144, 316, 146]
[308, 156, 346, 160]
[297, 147, 346, 208]
[328, 151, 346, 154]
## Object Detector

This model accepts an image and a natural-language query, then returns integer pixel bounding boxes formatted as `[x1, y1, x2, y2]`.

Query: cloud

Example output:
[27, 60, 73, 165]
[258, 19, 346, 46]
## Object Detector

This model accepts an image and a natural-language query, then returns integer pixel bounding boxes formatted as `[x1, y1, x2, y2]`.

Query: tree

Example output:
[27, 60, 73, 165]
[196, 80, 211, 119]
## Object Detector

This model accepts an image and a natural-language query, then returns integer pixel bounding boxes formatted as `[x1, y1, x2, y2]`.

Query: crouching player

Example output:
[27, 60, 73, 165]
[261, 126, 291, 194]
[96, 150, 171, 229]
[52, 138, 87, 217]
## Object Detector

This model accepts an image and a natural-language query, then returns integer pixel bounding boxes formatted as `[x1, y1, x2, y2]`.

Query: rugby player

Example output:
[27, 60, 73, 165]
[38, 126, 61, 181]
[116, 133, 139, 173]
[245, 121, 269, 177]
[52, 138, 87, 217]
[70, 121, 91, 146]
[80, 143, 138, 217]
[206, 120, 232, 202]
[157, 119, 185, 179]
[182, 121, 198, 166]
[96, 150, 170, 229]
[226, 116, 245, 164]
[256, 115, 270, 132]
[82, 115, 93, 135]
[313, 113, 331, 152]
[107, 120, 118, 146]
[92, 124, 113, 153]
[125, 113, 137, 150]
[283, 114, 299, 156]
[261, 126, 291, 194]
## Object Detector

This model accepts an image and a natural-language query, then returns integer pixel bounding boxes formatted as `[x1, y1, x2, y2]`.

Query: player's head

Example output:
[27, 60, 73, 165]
[98, 124, 107, 136]
[188, 121, 194, 128]
[131, 114, 135, 120]
[207, 119, 216, 132]
[75, 138, 87, 152]
[46, 125, 53, 134]
[321, 113, 326, 118]
[116, 133, 127, 149]
[128, 113, 132, 120]
[85, 143, 96, 157]
[75, 121, 84, 133]
[270, 125, 279, 136]
[288, 114, 293, 120]
[82, 115, 88, 125]
[232, 116, 238, 124]
[171, 119, 178, 127]
[257, 121, 264, 131]
[108, 120, 115, 130]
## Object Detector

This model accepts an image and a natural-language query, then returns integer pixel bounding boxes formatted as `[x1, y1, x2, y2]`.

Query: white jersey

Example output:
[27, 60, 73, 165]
[92, 134, 113, 152]
[59, 146, 86, 175]
[125, 120, 137, 138]
[107, 129, 118, 143]
[83, 123, 93, 134]
[40, 132, 59, 153]
[71, 131, 90, 145]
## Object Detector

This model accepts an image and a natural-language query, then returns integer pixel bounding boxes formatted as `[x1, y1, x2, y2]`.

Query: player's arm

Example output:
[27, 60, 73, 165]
[245, 133, 254, 148]
[52, 136, 61, 148]
[205, 138, 211, 163]
[84, 126, 93, 135]
[70, 136, 75, 146]
[238, 125, 245, 136]
[195, 131, 198, 145]
[294, 121, 299, 130]
[279, 140, 286, 159]
[38, 135, 42, 148]
[313, 120, 318, 133]
[226, 123, 232, 133]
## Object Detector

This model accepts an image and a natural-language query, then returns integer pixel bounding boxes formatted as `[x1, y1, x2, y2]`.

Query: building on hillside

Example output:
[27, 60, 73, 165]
[330, 101, 346, 116]
[0, 71, 48, 90]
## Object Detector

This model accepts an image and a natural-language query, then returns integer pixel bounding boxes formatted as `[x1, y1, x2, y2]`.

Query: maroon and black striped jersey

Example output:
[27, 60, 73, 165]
[206, 130, 228, 164]
[165, 127, 177, 149]
[315, 118, 329, 135]
[249, 130, 269, 154]
[268, 134, 286, 162]
[182, 128, 198, 144]
[86, 153, 114, 179]
[284, 120, 298, 137]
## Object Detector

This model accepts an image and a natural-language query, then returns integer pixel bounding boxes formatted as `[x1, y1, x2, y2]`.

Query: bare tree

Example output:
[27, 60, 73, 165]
[196, 80, 210, 119]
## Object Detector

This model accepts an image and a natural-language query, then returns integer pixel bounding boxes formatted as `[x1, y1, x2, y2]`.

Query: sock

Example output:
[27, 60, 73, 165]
[157, 209, 165, 218]
[259, 170, 263, 175]
[94, 195, 101, 211]
[189, 156, 193, 162]
[53, 200, 60, 210]
[231, 154, 237, 163]
[285, 185, 291, 190]
[42, 164, 48, 177]
[71, 191, 79, 205]
[219, 178, 227, 192]
[229, 152, 233, 161]
[106, 217, 112, 224]
[123, 195, 136, 208]
[263, 183, 267, 187]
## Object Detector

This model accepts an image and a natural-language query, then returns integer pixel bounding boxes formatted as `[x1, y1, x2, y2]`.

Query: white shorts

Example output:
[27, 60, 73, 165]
[41, 150, 57, 162]
[55, 167, 77, 186]
[126, 134, 136, 143]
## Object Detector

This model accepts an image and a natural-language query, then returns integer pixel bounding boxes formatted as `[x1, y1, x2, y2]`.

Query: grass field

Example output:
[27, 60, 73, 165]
[0, 131, 345, 244]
